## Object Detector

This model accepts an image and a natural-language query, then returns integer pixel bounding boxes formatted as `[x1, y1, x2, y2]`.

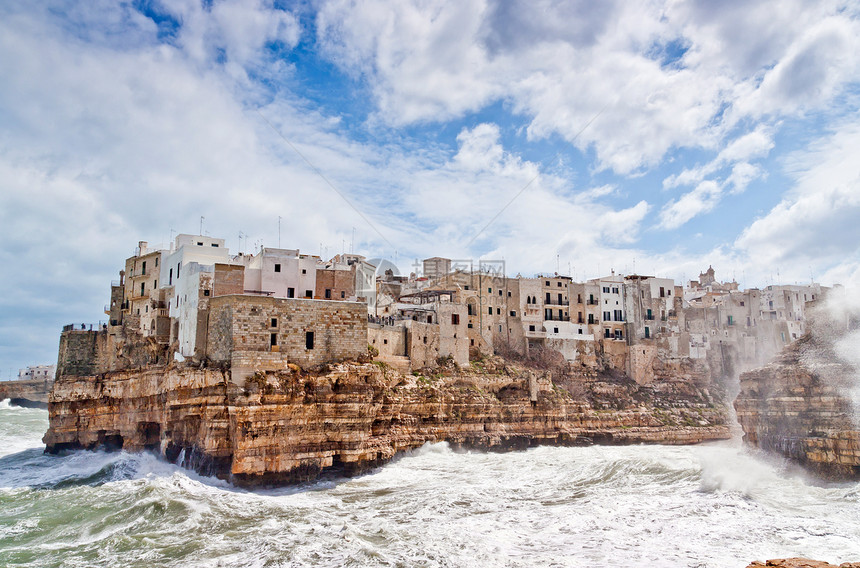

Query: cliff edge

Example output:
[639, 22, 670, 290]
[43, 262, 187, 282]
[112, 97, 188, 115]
[735, 331, 860, 479]
[44, 357, 730, 486]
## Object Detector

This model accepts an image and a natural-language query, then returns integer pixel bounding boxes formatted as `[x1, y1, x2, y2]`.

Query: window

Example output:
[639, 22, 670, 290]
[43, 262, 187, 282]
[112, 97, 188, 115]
[614, 310, 623, 321]
[546, 292, 551, 303]
[529, 325, 536, 332]
[302, 269, 307, 274]
[270, 333, 278, 346]
[467, 304, 474, 316]
[545, 281, 550, 286]
[305, 290, 312, 298]
[496, 308, 500, 315]
[141, 283, 145, 297]
[499, 290, 502, 296]
[553, 327, 559, 333]
[488, 307, 493, 315]
[203, 289, 210, 297]
[274, 264, 281, 272]
[325, 289, 332, 299]
[427, 315, 433, 324]
[211, 243, 219, 247]
[488, 287, 492, 293]
[578, 329, 583, 335]
[604, 311, 611, 321]
[498, 325, 502, 332]
[423, 336, 427, 344]
[645, 327, 650, 339]
[287, 288, 295, 298]
[341, 291, 345, 298]
[155, 257, 158, 266]
[659, 287, 665, 298]
[452, 314, 460, 325]
[169, 268, 173, 286]
[271, 318, 277, 327]
[557, 293, 563, 304]
[142, 261, 147, 275]
[306, 331, 314, 349]
[612, 287, 619, 294]
[603, 287, 610, 293]
[510, 310, 516, 317]
[508, 291, 512, 297]
[604, 328, 611, 338]
[740, 301, 745, 306]
[197, 242, 203, 246]
[557, 282, 562, 287]
[383, 339, 388, 345]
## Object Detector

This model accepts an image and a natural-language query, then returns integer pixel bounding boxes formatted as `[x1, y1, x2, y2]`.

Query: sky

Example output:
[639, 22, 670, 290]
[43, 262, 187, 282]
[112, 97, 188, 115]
[1, 0, 859, 376]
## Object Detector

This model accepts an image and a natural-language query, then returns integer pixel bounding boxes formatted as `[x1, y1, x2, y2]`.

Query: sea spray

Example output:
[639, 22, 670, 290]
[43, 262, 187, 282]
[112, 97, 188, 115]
[2, 403, 860, 567]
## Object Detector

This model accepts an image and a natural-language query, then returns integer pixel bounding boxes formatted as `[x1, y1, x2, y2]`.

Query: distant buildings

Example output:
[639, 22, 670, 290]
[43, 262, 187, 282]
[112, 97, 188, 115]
[58, 235, 828, 385]
[18, 364, 55, 382]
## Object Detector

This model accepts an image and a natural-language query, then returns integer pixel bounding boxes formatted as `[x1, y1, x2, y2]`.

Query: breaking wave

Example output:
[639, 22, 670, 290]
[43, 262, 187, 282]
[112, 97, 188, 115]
[1, 401, 859, 567]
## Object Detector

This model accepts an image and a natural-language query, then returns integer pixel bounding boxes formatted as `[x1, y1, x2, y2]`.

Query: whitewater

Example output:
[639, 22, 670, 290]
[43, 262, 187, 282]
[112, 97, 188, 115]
[1, 400, 859, 567]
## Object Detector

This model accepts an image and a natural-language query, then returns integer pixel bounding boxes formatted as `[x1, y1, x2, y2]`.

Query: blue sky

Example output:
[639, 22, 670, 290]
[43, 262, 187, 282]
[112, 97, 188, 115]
[1, 0, 860, 376]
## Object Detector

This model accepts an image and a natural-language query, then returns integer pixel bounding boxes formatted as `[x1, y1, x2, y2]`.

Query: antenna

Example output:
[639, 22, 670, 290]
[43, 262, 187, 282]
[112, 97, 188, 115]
[200, 216, 204, 236]
[351, 227, 355, 254]
[278, 216, 281, 248]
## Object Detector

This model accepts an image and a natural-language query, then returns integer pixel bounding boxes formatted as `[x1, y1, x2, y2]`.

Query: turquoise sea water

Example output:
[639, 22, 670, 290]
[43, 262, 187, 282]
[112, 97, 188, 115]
[1, 399, 859, 567]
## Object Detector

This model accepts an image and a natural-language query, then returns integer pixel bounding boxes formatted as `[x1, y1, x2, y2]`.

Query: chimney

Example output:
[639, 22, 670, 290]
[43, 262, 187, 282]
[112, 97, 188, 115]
[138, 241, 148, 256]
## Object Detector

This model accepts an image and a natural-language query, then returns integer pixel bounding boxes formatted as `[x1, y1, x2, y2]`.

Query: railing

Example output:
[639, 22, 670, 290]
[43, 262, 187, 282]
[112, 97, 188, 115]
[62, 322, 108, 332]
[586, 299, 599, 305]
[111, 280, 121, 287]
[644, 315, 655, 320]
[544, 315, 570, 322]
[543, 299, 568, 306]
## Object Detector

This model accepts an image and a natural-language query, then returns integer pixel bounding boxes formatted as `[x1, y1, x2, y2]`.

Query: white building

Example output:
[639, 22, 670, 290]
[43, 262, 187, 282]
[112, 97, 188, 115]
[243, 247, 318, 299]
[18, 364, 55, 381]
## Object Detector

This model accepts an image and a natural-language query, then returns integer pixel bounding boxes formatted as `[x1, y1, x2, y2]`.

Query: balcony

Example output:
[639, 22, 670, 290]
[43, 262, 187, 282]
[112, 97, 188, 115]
[544, 315, 570, 322]
[586, 299, 599, 305]
[543, 299, 568, 306]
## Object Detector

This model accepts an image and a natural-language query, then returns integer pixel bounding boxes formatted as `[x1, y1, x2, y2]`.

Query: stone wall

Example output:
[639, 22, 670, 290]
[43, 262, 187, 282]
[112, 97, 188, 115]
[207, 295, 367, 378]
[56, 329, 111, 378]
[213, 264, 244, 297]
[315, 267, 354, 300]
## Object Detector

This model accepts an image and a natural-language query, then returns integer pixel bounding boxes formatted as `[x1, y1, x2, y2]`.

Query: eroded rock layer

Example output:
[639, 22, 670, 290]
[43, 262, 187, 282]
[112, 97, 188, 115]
[735, 334, 860, 479]
[44, 360, 731, 486]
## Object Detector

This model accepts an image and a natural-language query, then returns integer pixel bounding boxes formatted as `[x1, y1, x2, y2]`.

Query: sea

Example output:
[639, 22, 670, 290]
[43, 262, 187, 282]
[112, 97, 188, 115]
[1, 399, 859, 568]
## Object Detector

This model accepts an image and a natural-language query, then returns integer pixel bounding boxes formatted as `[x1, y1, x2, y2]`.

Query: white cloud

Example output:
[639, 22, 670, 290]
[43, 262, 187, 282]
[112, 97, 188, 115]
[659, 180, 722, 229]
[316, 0, 860, 176]
[735, 121, 860, 276]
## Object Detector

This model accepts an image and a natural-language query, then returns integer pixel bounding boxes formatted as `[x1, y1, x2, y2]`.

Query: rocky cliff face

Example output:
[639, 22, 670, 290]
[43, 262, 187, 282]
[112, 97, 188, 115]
[44, 358, 731, 486]
[0, 378, 53, 408]
[735, 332, 860, 479]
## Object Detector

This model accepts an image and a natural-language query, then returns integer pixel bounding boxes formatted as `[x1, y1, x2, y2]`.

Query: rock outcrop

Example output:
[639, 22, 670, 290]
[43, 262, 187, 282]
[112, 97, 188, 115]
[747, 559, 860, 568]
[0, 378, 53, 408]
[44, 358, 731, 485]
[735, 333, 860, 479]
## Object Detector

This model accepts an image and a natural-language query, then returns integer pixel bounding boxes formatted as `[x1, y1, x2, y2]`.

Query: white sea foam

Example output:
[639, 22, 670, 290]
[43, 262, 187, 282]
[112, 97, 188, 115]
[1, 405, 860, 567]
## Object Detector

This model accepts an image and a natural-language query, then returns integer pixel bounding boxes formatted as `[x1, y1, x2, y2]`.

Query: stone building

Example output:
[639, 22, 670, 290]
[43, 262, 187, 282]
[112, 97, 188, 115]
[207, 295, 367, 383]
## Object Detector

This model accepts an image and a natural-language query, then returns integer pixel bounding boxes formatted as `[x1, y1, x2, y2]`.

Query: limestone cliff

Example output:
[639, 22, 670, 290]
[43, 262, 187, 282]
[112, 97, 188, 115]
[735, 332, 860, 479]
[44, 358, 730, 486]
[0, 378, 52, 408]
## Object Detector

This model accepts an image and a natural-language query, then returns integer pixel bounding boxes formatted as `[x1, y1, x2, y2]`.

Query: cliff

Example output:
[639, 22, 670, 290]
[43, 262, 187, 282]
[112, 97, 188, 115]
[0, 378, 53, 408]
[735, 332, 860, 479]
[747, 559, 860, 568]
[44, 358, 731, 485]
